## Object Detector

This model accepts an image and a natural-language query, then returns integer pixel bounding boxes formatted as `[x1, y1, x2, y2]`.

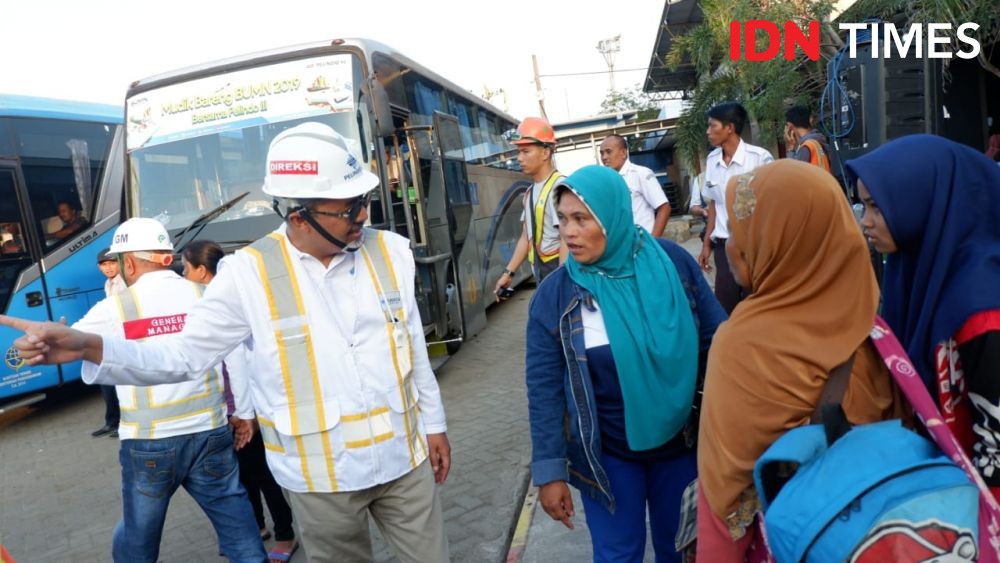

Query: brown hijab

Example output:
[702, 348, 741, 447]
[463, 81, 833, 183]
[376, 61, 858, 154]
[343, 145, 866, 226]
[697, 160, 906, 531]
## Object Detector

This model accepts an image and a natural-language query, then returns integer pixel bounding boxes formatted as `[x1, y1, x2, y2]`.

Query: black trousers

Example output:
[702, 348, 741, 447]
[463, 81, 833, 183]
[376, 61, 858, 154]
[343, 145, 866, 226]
[236, 432, 295, 541]
[100, 385, 120, 427]
[712, 238, 747, 315]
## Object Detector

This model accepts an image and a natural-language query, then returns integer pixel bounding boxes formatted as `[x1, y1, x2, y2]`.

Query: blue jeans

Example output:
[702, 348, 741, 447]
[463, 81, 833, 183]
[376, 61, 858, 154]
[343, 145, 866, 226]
[580, 450, 697, 563]
[113, 425, 266, 563]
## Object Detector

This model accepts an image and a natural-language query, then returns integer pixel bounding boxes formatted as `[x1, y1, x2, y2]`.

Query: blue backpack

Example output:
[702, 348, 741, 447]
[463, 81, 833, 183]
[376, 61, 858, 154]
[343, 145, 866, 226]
[754, 418, 980, 562]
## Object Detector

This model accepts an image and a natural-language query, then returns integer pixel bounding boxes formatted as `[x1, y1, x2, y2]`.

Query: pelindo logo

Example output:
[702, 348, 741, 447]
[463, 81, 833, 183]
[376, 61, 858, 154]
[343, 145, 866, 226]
[729, 21, 981, 61]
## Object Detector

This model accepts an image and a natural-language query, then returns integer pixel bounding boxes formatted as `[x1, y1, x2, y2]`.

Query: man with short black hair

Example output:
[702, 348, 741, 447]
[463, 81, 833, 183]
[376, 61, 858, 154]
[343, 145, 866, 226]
[698, 102, 773, 313]
[784, 106, 831, 172]
[600, 134, 671, 237]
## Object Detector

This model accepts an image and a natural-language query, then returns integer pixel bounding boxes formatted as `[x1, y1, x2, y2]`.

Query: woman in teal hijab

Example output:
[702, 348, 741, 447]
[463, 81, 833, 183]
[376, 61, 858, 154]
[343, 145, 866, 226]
[524, 165, 726, 562]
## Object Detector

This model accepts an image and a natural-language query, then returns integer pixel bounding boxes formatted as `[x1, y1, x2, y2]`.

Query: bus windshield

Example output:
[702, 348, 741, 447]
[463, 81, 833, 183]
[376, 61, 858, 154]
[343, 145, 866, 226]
[125, 53, 369, 235]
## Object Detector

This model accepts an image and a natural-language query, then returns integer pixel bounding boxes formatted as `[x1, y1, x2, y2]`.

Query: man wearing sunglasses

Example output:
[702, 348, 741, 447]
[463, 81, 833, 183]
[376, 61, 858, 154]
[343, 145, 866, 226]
[3, 122, 451, 563]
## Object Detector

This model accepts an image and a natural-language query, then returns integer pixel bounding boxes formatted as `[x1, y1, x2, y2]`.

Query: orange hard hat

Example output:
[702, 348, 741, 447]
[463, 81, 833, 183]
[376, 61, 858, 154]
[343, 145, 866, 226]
[511, 117, 556, 146]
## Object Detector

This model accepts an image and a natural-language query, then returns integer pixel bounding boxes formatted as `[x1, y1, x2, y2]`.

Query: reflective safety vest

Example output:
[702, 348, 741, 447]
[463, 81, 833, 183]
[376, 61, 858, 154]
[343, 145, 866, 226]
[115, 283, 226, 440]
[801, 139, 831, 173]
[527, 171, 562, 266]
[244, 229, 425, 492]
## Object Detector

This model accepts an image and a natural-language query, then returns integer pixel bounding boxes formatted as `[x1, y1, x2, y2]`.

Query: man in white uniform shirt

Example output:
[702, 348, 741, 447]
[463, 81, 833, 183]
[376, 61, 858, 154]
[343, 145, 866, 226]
[73, 220, 265, 563]
[599, 134, 671, 236]
[3, 123, 451, 563]
[698, 102, 774, 314]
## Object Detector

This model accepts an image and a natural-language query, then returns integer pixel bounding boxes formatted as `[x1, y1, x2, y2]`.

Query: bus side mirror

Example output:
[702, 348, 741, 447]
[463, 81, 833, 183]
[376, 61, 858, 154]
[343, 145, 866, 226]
[367, 79, 396, 138]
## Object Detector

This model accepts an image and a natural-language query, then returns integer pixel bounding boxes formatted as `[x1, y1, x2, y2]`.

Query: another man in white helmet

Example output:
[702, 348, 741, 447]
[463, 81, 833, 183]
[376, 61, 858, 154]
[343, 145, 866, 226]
[69, 217, 266, 563]
[3, 123, 452, 562]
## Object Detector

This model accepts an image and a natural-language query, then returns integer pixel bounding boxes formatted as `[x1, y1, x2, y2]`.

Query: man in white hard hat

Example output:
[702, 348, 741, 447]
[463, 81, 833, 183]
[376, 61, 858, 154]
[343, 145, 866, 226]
[3, 123, 452, 562]
[69, 217, 266, 563]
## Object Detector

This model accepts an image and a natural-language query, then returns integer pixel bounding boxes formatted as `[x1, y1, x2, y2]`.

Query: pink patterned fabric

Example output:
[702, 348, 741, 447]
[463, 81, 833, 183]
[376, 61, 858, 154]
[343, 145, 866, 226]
[871, 316, 1000, 562]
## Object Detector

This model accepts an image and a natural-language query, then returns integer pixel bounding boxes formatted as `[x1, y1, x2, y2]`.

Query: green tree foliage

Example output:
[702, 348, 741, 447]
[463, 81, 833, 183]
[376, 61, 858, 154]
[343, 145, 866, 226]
[599, 85, 663, 121]
[665, 0, 835, 169]
[840, 0, 1000, 79]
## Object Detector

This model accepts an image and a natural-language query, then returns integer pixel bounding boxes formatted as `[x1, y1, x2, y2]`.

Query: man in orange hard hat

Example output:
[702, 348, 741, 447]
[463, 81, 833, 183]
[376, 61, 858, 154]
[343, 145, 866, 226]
[494, 117, 567, 299]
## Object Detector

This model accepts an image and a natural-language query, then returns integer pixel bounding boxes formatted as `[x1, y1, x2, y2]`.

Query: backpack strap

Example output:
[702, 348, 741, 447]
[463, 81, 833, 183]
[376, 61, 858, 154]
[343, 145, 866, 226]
[870, 316, 1000, 562]
[810, 353, 855, 422]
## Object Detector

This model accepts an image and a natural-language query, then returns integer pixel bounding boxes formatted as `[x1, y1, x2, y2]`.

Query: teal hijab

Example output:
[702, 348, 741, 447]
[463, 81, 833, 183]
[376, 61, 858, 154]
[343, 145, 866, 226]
[561, 165, 698, 451]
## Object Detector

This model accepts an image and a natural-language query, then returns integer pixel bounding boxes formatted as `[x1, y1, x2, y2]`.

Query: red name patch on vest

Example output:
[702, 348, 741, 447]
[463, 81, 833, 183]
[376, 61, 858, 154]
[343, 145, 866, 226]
[122, 314, 187, 340]
[269, 160, 319, 174]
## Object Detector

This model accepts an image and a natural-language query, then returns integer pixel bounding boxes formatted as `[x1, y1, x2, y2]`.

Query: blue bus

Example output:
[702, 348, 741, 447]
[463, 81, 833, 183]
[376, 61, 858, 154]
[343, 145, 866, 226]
[0, 95, 124, 407]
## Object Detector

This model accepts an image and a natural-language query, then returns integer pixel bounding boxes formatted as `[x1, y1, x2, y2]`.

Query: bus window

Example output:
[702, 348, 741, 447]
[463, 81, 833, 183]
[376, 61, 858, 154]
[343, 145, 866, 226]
[0, 170, 32, 311]
[10, 118, 113, 249]
[405, 77, 444, 128]
[445, 95, 476, 161]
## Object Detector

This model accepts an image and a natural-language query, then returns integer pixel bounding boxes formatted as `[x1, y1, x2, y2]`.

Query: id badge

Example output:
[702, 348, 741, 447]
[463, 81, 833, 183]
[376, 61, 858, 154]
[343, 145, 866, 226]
[392, 323, 412, 375]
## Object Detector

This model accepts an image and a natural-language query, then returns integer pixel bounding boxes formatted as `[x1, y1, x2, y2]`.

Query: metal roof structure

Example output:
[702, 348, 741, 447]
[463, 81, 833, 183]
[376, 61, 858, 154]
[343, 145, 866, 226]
[643, 0, 704, 94]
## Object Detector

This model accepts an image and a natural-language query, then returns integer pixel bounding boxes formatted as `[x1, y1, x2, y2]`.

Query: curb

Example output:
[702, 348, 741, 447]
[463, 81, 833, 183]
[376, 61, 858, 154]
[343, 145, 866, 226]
[505, 483, 538, 563]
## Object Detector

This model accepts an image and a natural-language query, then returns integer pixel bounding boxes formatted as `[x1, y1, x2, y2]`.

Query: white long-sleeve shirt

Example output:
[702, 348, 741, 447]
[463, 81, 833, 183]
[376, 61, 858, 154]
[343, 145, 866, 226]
[83, 226, 447, 492]
[74, 270, 236, 439]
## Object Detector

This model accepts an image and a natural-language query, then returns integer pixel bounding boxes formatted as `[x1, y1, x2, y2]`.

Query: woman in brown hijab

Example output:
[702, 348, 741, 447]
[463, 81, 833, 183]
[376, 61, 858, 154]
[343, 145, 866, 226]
[695, 160, 907, 561]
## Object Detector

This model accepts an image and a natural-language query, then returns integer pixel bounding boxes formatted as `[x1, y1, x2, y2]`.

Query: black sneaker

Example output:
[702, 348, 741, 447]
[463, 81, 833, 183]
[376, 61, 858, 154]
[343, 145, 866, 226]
[91, 425, 114, 437]
[109, 429, 119, 438]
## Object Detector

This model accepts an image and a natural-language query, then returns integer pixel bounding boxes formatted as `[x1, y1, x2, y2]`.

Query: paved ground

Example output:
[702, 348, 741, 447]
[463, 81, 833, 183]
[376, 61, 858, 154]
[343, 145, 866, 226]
[0, 288, 535, 563]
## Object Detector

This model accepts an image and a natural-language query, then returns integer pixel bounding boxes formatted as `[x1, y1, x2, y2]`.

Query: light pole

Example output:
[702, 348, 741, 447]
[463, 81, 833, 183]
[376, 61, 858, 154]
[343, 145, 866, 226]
[596, 35, 621, 92]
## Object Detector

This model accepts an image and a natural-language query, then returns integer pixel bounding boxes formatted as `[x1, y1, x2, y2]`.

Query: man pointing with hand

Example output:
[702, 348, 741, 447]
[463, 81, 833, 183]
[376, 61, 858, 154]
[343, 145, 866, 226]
[4, 123, 452, 563]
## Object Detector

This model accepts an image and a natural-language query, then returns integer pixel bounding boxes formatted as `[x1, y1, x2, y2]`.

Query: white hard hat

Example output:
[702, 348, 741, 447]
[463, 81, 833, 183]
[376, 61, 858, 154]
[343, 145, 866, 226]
[262, 122, 379, 200]
[108, 218, 173, 255]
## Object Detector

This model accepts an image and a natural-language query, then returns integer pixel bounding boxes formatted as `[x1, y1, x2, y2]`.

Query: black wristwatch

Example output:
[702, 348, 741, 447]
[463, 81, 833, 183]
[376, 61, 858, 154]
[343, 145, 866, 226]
[503, 268, 515, 277]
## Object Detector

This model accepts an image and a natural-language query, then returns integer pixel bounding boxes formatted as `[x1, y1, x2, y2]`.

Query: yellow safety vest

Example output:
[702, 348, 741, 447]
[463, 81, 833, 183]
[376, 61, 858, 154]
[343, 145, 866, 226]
[527, 171, 562, 265]
[243, 228, 425, 492]
[115, 284, 226, 439]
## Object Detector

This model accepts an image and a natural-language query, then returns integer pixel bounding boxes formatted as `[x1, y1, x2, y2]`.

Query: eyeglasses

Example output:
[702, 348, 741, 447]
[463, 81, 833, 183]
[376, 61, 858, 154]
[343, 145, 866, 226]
[304, 191, 373, 223]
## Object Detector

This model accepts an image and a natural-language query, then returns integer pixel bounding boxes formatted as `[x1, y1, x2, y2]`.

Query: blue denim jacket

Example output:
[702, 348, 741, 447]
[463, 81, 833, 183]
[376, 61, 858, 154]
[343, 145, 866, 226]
[525, 239, 727, 511]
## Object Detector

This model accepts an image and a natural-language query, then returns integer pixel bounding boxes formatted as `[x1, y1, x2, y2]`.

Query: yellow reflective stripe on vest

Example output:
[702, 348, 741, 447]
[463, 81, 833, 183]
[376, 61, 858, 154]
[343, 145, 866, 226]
[527, 171, 562, 265]
[115, 284, 225, 439]
[359, 229, 425, 467]
[245, 232, 335, 492]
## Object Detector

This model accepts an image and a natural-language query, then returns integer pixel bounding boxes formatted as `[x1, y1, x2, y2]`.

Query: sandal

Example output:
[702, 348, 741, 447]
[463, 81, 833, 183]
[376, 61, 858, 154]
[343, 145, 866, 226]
[267, 539, 298, 563]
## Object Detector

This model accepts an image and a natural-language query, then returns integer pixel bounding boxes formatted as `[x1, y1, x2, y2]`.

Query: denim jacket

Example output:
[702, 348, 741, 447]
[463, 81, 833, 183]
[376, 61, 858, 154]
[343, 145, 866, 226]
[525, 239, 727, 511]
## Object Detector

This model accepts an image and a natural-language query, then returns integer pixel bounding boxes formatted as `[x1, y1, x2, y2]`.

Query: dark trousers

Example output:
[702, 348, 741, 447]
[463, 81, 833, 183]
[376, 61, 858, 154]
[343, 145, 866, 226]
[578, 451, 697, 562]
[236, 432, 295, 541]
[712, 238, 747, 315]
[101, 385, 120, 427]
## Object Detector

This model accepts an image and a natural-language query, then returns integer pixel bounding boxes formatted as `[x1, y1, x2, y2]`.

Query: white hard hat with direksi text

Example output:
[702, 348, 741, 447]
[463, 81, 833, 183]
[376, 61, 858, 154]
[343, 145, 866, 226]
[262, 122, 379, 201]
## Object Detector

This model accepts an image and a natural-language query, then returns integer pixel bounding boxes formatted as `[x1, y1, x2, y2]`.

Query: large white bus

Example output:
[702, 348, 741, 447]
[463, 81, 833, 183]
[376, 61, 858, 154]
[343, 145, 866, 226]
[124, 38, 531, 353]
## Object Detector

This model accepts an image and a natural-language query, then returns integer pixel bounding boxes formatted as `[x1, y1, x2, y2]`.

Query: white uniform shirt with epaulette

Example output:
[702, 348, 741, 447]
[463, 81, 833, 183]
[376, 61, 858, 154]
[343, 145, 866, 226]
[74, 270, 231, 440]
[618, 159, 668, 233]
[704, 140, 774, 240]
[83, 227, 447, 494]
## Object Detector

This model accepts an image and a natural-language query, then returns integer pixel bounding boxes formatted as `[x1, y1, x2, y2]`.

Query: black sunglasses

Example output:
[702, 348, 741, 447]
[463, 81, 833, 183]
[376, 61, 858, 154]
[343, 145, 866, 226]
[304, 191, 373, 223]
